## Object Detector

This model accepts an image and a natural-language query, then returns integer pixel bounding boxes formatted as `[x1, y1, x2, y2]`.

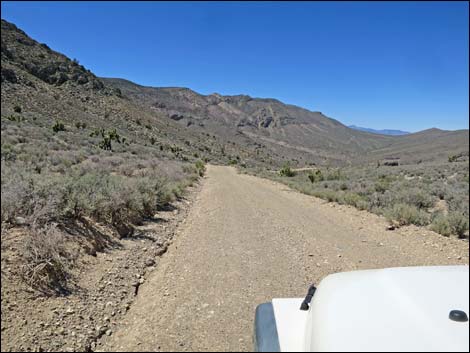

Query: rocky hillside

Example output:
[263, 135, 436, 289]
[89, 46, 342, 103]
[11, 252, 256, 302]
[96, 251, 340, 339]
[1, 19, 277, 171]
[1, 20, 107, 91]
[103, 78, 469, 166]
[103, 78, 393, 165]
[2, 18, 468, 171]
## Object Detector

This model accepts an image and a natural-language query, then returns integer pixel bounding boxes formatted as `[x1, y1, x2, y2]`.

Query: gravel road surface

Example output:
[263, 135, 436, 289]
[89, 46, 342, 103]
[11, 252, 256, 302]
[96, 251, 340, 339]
[100, 165, 468, 352]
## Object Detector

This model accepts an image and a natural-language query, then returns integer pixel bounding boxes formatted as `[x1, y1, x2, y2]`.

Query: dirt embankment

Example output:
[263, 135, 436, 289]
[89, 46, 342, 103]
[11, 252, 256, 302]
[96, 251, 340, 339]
[1, 184, 200, 352]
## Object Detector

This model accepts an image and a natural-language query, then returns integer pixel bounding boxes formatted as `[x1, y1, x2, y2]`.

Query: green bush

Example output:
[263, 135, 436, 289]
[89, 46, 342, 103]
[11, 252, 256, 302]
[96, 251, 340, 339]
[326, 168, 341, 181]
[308, 170, 323, 183]
[13, 105, 22, 113]
[431, 213, 468, 238]
[195, 160, 206, 177]
[98, 128, 121, 150]
[448, 213, 469, 238]
[374, 181, 389, 193]
[75, 122, 87, 129]
[312, 190, 339, 202]
[279, 165, 296, 177]
[430, 215, 452, 236]
[5, 114, 24, 122]
[341, 192, 366, 209]
[385, 203, 430, 226]
[52, 121, 66, 133]
[400, 188, 434, 209]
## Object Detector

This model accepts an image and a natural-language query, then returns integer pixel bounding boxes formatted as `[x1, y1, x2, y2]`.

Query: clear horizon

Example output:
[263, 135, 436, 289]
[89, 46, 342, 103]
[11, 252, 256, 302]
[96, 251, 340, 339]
[2, 1, 469, 132]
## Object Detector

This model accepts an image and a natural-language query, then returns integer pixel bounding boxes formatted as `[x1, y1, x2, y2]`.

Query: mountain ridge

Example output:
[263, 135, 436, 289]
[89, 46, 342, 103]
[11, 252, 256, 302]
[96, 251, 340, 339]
[2, 18, 469, 167]
[348, 125, 410, 136]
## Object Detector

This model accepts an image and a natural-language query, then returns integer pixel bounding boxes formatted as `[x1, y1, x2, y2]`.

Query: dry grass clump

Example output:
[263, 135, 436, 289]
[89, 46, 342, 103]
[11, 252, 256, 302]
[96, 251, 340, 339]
[20, 224, 75, 295]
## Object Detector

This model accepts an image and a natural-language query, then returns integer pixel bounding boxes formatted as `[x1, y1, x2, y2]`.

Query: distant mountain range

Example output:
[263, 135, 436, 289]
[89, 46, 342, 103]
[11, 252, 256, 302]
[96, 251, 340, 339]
[348, 125, 410, 136]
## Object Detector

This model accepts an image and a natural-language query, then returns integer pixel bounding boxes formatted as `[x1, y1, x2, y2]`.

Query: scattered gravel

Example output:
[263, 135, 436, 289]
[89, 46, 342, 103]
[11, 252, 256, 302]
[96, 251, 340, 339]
[0, 184, 200, 352]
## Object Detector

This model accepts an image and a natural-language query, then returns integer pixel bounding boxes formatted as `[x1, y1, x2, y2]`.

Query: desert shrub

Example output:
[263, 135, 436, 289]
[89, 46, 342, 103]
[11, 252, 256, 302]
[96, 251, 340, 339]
[279, 165, 296, 177]
[312, 190, 339, 202]
[20, 224, 75, 294]
[1, 143, 17, 161]
[325, 168, 342, 181]
[308, 170, 323, 183]
[89, 128, 101, 137]
[374, 180, 390, 193]
[52, 121, 65, 133]
[431, 213, 468, 238]
[355, 199, 369, 210]
[13, 105, 22, 113]
[195, 160, 206, 177]
[430, 215, 452, 236]
[341, 192, 367, 209]
[113, 87, 122, 97]
[368, 191, 393, 211]
[75, 121, 87, 129]
[4, 114, 24, 122]
[1, 167, 66, 226]
[1, 167, 31, 223]
[430, 184, 449, 200]
[62, 171, 165, 224]
[254, 162, 468, 239]
[448, 213, 469, 239]
[98, 128, 121, 151]
[385, 203, 430, 226]
[397, 188, 435, 209]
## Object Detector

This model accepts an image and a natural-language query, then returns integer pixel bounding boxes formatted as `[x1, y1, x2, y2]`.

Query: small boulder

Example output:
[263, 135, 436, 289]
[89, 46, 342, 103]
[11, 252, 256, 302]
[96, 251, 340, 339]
[14, 216, 27, 226]
[144, 258, 155, 267]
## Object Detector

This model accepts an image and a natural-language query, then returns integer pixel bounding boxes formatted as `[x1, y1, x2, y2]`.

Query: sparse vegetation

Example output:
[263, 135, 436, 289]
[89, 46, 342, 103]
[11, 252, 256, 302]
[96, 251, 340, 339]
[249, 161, 469, 238]
[1, 15, 469, 304]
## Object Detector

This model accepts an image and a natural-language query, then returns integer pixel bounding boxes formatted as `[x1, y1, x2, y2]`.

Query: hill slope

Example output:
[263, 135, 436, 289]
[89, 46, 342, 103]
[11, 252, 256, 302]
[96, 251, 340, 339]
[103, 77, 469, 165]
[2, 17, 468, 169]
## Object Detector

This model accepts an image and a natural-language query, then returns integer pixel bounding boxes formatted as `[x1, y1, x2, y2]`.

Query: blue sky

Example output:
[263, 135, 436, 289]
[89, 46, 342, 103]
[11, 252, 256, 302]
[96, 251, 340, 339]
[2, 1, 469, 132]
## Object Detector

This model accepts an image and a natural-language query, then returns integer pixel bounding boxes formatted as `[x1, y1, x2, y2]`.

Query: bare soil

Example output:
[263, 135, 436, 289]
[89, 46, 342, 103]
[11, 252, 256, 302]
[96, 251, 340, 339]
[98, 165, 468, 352]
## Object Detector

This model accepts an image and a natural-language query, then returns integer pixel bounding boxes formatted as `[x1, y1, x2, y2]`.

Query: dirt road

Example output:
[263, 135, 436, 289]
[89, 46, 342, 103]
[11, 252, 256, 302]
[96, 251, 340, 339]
[99, 165, 468, 352]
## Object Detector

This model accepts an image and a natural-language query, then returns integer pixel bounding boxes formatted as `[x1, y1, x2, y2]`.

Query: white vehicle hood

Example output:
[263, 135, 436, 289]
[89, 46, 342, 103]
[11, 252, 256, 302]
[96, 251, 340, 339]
[305, 265, 469, 352]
